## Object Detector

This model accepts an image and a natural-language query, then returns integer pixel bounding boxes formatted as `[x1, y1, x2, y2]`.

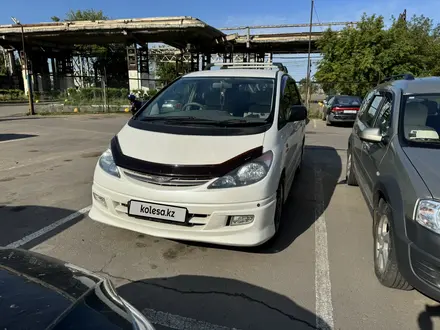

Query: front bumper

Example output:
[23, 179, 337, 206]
[89, 182, 277, 247]
[328, 112, 357, 123]
[396, 224, 440, 301]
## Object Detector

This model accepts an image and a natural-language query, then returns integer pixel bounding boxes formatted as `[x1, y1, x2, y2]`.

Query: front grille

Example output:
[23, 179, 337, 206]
[123, 169, 210, 187]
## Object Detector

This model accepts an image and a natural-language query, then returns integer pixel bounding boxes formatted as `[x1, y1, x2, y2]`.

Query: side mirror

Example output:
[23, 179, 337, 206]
[359, 128, 383, 143]
[288, 105, 308, 122]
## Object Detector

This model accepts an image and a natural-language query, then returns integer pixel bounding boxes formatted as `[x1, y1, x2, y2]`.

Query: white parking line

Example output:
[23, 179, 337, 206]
[5, 205, 91, 248]
[143, 308, 240, 330]
[313, 119, 317, 129]
[314, 167, 335, 330]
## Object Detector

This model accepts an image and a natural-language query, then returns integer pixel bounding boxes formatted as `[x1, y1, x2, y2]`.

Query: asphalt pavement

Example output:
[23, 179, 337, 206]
[1, 113, 439, 330]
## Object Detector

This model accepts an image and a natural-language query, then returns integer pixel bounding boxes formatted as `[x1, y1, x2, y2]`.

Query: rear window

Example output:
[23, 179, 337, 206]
[334, 96, 361, 106]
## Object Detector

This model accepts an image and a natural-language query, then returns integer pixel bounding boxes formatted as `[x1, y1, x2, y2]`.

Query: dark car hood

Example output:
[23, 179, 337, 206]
[0, 248, 102, 329]
[0, 248, 155, 330]
[403, 147, 440, 199]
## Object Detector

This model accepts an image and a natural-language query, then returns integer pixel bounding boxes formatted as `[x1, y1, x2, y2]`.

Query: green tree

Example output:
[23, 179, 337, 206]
[51, 9, 108, 22]
[315, 13, 440, 97]
[156, 62, 191, 84]
[297, 78, 319, 96]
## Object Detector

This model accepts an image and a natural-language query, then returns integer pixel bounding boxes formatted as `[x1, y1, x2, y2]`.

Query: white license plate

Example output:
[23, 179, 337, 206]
[128, 200, 187, 223]
[344, 110, 357, 114]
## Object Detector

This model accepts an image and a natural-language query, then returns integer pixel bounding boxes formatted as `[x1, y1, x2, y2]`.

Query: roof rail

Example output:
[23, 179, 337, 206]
[380, 73, 415, 84]
[204, 62, 288, 73]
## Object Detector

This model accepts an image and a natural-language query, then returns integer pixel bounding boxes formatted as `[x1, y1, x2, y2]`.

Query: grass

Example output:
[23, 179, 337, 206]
[308, 103, 324, 119]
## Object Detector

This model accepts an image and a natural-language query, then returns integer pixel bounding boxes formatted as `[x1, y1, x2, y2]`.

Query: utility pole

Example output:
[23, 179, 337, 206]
[305, 0, 314, 109]
[11, 17, 35, 115]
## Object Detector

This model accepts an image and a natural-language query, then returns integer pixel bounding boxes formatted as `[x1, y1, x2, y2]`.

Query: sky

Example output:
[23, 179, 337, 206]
[1, 0, 440, 80]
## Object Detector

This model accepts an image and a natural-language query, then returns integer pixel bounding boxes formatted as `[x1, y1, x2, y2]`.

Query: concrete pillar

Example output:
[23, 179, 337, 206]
[6, 50, 16, 75]
[51, 58, 59, 90]
[127, 44, 153, 92]
[56, 53, 74, 91]
[20, 51, 34, 96]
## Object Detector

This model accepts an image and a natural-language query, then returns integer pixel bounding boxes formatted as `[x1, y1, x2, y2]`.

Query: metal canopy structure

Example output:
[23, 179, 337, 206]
[0, 16, 226, 51]
[230, 32, 323, 53]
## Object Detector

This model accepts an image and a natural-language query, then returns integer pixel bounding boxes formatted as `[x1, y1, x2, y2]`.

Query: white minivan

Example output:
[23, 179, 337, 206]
[89, 62, 307, 247]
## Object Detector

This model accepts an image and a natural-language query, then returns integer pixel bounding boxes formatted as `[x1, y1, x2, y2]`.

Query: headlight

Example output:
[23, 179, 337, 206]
[98, 149, 120, 178]
[415, 199, 440, 234]
[208, 151, 273, 189]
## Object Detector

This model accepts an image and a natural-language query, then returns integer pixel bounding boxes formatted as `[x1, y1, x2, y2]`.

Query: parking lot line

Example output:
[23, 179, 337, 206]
[314, 167, 335, 330]
[5, 205, 91, 248]
[142, 308, 239, 330]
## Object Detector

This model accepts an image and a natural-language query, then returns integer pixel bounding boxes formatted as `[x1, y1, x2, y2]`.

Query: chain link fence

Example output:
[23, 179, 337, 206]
[30, 75, 164, 114]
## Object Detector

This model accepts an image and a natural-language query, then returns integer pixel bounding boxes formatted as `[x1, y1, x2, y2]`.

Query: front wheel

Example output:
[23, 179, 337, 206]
[296, 139, 305, 174]
[373, 199, 412, 290]
[326, 114, 332, 126]
[346, 149, 358, 186]
[273, 181, 285, 236]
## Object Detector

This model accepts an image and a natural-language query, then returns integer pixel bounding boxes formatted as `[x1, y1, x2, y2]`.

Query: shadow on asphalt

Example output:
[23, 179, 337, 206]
[0, 205, 87, 249]
[118, 275, 328, 330]
[418, 305, 440, 330]
[171, 145, 342, 254]
[0, 133, 38, 142]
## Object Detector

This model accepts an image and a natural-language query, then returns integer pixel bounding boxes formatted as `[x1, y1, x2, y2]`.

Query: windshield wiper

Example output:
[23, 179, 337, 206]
[139, 116, 207, 121]
[139, 117, 265, 126]
[212, 119, 267, 126]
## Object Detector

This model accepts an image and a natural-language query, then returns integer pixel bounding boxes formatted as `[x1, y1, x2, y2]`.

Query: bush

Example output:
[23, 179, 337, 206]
[0, 89, 26, 101]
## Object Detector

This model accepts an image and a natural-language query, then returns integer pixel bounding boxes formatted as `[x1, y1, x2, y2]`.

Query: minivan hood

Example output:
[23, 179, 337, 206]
[403, 147, 440, 199]
[117, 124, 265, 165]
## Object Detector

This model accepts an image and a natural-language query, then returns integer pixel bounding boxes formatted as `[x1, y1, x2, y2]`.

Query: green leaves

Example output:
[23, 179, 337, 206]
[315, 13, 440, 97]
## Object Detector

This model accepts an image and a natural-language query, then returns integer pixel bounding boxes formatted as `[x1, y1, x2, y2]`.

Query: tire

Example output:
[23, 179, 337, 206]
[326, 114, 332, 126]
[296, 139, 305, 174]
[273, 180, 285, 237]
[373, 199, 412, 290]
[346, 148, 358, 186]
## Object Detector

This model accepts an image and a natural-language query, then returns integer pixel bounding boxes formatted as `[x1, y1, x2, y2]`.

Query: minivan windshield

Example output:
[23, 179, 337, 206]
[401, 94, 440, 146]
[135, 77, 275, 125]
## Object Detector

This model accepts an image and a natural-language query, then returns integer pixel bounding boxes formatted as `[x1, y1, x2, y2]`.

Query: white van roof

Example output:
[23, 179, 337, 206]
[185, 69, 280, 79]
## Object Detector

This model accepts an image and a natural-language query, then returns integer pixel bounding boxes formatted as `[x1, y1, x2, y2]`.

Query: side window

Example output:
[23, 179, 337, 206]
[358, 90, 375, 117]
[279, 76, 289, 127]
[287, 79, 301, 105]
[327, 97, 335, 107]
[373, 95, 392, 135]
[360, 95, 384, 126]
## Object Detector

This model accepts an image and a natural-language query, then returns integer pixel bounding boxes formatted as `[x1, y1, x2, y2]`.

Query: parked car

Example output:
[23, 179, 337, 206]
[0, 248, 155, 330]
[346, 73, 440, 301]
[323, 95, 362, 125]
[89, 62, 307, 247]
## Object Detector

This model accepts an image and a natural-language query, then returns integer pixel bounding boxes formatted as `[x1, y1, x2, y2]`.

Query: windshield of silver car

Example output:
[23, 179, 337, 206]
[402, 94, 440, 145]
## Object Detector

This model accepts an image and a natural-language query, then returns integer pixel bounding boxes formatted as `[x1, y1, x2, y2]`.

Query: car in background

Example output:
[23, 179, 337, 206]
[0, 248, 155, 329]
[346, 73, 440, 301]
[89, 62, 307, 247]
[323, 95, 362, 125]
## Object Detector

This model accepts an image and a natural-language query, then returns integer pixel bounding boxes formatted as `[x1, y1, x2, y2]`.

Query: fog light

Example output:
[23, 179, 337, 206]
[229, 215, 254, 226]
[93, 192, 107, 208]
